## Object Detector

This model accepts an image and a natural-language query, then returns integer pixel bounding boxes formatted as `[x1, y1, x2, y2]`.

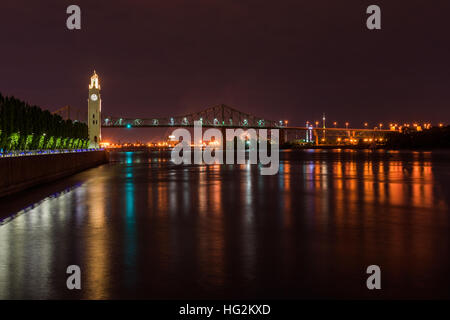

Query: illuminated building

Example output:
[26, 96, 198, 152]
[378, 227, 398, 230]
[88, 71, 102, 148]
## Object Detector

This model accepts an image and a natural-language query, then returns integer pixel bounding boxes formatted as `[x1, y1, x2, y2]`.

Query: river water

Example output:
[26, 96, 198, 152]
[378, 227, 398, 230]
[0, 150, 449, 299]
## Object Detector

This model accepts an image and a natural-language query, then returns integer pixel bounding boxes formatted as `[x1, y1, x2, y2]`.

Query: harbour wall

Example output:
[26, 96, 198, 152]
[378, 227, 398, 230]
[0, 150, 109, 198]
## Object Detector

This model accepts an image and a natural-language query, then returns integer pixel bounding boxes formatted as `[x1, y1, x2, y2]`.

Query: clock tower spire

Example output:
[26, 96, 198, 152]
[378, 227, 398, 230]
[88, 70, 101, 148]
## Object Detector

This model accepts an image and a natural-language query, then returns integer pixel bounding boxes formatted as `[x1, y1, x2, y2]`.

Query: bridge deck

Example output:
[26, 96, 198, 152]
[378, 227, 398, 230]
[102, 124, 393, 133]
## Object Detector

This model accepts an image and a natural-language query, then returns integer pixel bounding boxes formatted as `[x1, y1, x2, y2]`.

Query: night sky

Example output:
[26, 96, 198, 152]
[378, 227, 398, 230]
[1, 0, 449, 141]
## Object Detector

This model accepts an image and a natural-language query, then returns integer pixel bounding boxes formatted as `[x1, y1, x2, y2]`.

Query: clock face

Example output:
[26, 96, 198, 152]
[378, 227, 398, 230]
[90, 94, 98, 101]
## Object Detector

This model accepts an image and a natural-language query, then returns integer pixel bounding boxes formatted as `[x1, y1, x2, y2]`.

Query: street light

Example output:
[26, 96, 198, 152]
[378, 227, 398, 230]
[333, 121, 337, 128]
[364, 122, 368, 128]
[345, 122, 349, 129]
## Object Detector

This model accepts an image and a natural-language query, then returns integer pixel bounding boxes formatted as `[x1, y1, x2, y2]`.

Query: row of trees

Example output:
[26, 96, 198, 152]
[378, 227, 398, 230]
[0, 93, 89, 152]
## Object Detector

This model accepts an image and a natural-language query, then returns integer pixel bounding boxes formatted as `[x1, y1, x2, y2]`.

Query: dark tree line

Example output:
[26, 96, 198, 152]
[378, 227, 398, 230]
[0, 93, 89, 152]
[385, 127, 450, 149]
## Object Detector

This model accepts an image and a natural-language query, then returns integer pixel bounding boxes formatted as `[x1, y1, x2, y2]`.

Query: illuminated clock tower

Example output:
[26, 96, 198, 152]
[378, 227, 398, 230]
[88, 70, 101, 148]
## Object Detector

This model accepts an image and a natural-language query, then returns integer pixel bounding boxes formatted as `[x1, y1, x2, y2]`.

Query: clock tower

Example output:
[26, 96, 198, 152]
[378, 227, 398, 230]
[88, 70, 101, 148]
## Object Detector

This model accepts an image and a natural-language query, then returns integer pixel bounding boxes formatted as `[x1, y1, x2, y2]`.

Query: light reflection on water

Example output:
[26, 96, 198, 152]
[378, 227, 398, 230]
[0, 150, 449, 299]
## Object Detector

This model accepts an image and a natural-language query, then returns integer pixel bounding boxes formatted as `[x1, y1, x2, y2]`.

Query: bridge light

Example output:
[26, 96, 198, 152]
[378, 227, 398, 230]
[126, 124, 132, 129]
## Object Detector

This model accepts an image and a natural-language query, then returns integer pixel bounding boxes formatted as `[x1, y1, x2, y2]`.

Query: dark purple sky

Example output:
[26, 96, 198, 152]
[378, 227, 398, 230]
[1, 0, 449, 141]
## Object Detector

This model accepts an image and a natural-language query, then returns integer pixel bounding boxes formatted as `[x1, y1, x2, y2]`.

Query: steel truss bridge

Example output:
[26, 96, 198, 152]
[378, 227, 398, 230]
[102, 104, 287, 129]
[101, 104, 393, 141]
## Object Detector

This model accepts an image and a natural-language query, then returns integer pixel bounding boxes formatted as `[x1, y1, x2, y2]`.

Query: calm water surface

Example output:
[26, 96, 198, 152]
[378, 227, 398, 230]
[0, 150, 449, 299]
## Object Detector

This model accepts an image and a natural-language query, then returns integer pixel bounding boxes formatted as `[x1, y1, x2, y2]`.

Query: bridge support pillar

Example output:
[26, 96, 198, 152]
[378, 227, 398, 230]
[280, 129, 288, 145]
[312, 129, 319, 145]
[221, 127, 227, 151]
